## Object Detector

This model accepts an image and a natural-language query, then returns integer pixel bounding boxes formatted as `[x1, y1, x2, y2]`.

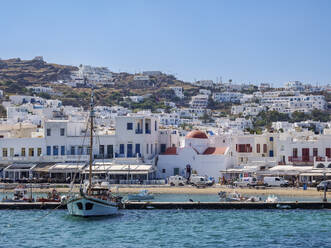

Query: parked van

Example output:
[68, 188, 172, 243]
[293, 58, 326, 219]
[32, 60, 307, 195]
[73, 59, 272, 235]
[190, 175, 208, 187]
[263, 177, 289, 187]
[234, 177, 257, 187]
[168, 175, 186, 186]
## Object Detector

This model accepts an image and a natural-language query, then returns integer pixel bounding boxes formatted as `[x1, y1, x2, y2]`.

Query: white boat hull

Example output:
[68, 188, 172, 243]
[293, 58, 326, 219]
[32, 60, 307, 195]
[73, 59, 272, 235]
[67, 196, 119, 217]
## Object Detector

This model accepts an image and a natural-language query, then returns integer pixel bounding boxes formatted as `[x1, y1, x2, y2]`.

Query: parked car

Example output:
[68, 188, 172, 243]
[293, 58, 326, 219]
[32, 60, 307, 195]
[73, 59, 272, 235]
[168, 175, 186, 186]
[317, 180, 331, 191]
[233, 177, 258, 187]
[263, 177, 289, 187]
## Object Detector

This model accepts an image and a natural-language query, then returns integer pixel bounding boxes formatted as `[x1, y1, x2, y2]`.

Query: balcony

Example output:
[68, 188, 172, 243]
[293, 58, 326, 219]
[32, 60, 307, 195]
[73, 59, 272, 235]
[135, 129, 143, 134]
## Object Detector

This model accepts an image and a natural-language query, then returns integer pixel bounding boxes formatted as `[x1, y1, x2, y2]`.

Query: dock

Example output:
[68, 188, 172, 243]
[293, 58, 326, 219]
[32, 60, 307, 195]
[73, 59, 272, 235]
[122, 201, 331, 210]
[0, 201, 330, 210]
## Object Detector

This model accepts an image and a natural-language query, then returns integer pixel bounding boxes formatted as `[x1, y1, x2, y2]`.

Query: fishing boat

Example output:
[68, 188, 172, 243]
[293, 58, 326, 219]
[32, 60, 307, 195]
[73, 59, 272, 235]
[2, 185, 34, 202]
[65, 91, 121, 217]
[127, 189, 154, 201]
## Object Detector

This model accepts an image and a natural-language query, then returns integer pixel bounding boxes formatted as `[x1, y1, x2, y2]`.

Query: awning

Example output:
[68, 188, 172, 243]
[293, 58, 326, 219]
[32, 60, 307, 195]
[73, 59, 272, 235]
[49, 162, 87, 173]
[82, 163, 155, 175]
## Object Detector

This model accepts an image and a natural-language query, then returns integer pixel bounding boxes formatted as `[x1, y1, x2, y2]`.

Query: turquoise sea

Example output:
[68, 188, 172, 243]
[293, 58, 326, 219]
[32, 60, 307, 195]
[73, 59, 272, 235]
[1, 208, 331, 248]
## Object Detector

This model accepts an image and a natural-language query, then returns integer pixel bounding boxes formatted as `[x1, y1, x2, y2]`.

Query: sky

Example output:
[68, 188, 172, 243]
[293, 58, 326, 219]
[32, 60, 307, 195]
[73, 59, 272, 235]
[1, 0, 331, 86]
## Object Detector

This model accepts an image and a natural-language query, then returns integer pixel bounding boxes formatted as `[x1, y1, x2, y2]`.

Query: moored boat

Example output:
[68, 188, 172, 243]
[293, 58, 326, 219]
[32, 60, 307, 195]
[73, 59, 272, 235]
[128, 189, 154, 201]
[64, 90, 121, 217]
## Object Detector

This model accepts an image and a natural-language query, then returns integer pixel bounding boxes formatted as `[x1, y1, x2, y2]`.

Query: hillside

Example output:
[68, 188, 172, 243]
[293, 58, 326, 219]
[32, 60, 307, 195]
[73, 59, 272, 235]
[0, 57, 77, 86]
[0, 57, 201, 110]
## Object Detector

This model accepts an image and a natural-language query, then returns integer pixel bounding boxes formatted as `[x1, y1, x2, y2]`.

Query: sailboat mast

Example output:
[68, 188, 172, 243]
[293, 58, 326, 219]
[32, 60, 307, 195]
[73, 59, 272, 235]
[88, 90, 94, 196]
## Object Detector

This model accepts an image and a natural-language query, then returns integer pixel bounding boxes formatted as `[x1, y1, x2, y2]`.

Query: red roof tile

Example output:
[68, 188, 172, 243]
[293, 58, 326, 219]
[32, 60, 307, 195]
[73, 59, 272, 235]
[203, 147, 227, 155]
[163, 147, 177, 155]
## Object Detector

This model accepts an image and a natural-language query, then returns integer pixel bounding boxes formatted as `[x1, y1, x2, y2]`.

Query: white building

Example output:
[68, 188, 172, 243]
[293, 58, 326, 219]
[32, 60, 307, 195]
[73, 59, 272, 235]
[190, 94, 209, 109]
[133, 75, 150, 81]
[170, 87, 184, 99]
[284, 81, 306, 92]
[157, 130, 233, 179]
[212, 92, 242, 103]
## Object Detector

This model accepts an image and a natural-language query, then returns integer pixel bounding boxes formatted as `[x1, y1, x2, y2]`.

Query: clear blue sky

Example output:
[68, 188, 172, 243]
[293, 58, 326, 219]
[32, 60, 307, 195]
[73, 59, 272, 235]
[1, 0, 331, 86]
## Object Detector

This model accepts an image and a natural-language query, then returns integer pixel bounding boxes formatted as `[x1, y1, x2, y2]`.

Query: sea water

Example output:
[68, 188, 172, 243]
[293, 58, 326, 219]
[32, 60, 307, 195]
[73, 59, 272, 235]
[0, 209, 330, 248]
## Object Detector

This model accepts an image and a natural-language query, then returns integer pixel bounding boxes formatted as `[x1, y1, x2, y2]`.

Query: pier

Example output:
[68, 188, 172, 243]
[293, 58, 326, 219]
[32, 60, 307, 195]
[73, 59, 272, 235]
[0, 201, 330, 210]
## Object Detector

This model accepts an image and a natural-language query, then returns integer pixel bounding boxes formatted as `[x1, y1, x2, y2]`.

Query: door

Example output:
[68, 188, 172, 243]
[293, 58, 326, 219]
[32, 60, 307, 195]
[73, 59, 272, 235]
[302, 148, 309, 162]
[127, 144, 133, 157]
[107, 145, 113, 158]
[173, 168, 180, 176]
[135, 144, 140, 156]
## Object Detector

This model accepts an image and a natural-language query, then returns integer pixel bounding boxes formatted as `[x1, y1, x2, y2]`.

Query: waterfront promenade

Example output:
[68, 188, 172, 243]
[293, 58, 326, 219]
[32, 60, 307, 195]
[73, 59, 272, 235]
[1, 184, 330, 197]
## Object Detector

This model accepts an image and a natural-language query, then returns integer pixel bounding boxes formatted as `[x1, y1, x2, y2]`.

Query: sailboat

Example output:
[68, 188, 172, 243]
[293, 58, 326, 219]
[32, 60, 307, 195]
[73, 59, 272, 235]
[65, 91, 121, 217]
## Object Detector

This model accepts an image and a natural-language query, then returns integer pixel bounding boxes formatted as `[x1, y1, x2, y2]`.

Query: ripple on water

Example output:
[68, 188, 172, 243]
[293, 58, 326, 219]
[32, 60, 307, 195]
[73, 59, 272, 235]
[0, 209, 331, 248]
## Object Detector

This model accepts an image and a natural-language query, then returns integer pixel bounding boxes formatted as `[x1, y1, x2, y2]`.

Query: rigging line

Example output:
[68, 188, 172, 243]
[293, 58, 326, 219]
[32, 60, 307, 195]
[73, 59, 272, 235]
[69, 116, 89, 193]
[34, 203, 63, 222]
[95, 128, 107, 180]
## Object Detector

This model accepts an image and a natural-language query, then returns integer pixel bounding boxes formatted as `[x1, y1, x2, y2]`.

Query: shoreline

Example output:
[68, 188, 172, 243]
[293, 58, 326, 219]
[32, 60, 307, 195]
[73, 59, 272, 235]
[1, 185, 330, 198]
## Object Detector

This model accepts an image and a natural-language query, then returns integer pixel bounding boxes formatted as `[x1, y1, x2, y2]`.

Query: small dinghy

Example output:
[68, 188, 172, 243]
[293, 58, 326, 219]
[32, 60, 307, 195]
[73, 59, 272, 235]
[128, 190, 154, 201]
[265, 195, 279, 203]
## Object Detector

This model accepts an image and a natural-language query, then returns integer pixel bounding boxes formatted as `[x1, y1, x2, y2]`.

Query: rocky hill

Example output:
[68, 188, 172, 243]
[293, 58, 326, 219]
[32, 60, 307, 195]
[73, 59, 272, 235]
[0, 57, 77, 85]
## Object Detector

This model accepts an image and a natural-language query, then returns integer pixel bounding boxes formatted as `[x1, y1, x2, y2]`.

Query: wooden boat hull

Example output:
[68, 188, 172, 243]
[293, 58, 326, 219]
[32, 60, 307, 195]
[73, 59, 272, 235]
[67, 196, 119, 217]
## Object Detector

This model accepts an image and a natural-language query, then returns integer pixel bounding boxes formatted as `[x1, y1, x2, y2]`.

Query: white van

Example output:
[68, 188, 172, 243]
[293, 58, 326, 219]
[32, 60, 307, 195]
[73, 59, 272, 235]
[190, 175, 208, 187]
[168, 175, 186, 186]
[264, 177, 289, 187]
[234, 177, 257, 187]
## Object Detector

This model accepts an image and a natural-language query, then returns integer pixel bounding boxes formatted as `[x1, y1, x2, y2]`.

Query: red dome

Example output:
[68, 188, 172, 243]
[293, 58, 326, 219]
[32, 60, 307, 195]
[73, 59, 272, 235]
[185, 130, 208, 139]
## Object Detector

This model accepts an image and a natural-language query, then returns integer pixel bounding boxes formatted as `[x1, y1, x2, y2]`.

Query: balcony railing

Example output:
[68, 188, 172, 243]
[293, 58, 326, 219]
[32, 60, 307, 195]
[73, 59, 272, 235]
[135, 129, 143, 134]
[288, 156, 314, 163]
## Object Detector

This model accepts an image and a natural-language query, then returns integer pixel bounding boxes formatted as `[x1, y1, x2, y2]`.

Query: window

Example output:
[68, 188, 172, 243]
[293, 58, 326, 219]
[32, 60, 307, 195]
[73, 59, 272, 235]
[86, 203, 94, 210]
[53, 146, 59, 156]
[78, 146, 83, 155]
[162, 169, 166, 173]
[107, 145, 113, 158]
[47, 146, 51, 156]
[155, 143, 157, 154]
[127, 122, 133, 130]
[256, 144, 260, 153]
[151, 144, 153, 154]
[71, 146, 76, 155]
[160, 144, 166, 153]
[27, 148, 34, 157]
[155, 120, 157, 131]
[135, 144, 140, 155]
[21, 148, 26, 157]
[60, 128, 65, 136]
[10, 148, 14, 157]
[28, 148, 34, 157]
[120, 144, 124, 154]
[99, 145, 105, 156]
[37, 148, 42, 156]
[61, 146, 65, 155]
[76, 202, 83, 210]
[263, 144, 267, 153]
[2, 148, 8, 157]
[146, 144, 149, 154]
[174, 168, 179, 175]
[46, 128, 51, 136]
[269, 137, 273, 142]
[326, 148, 331, 158]
[293, 148, 298, 158]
